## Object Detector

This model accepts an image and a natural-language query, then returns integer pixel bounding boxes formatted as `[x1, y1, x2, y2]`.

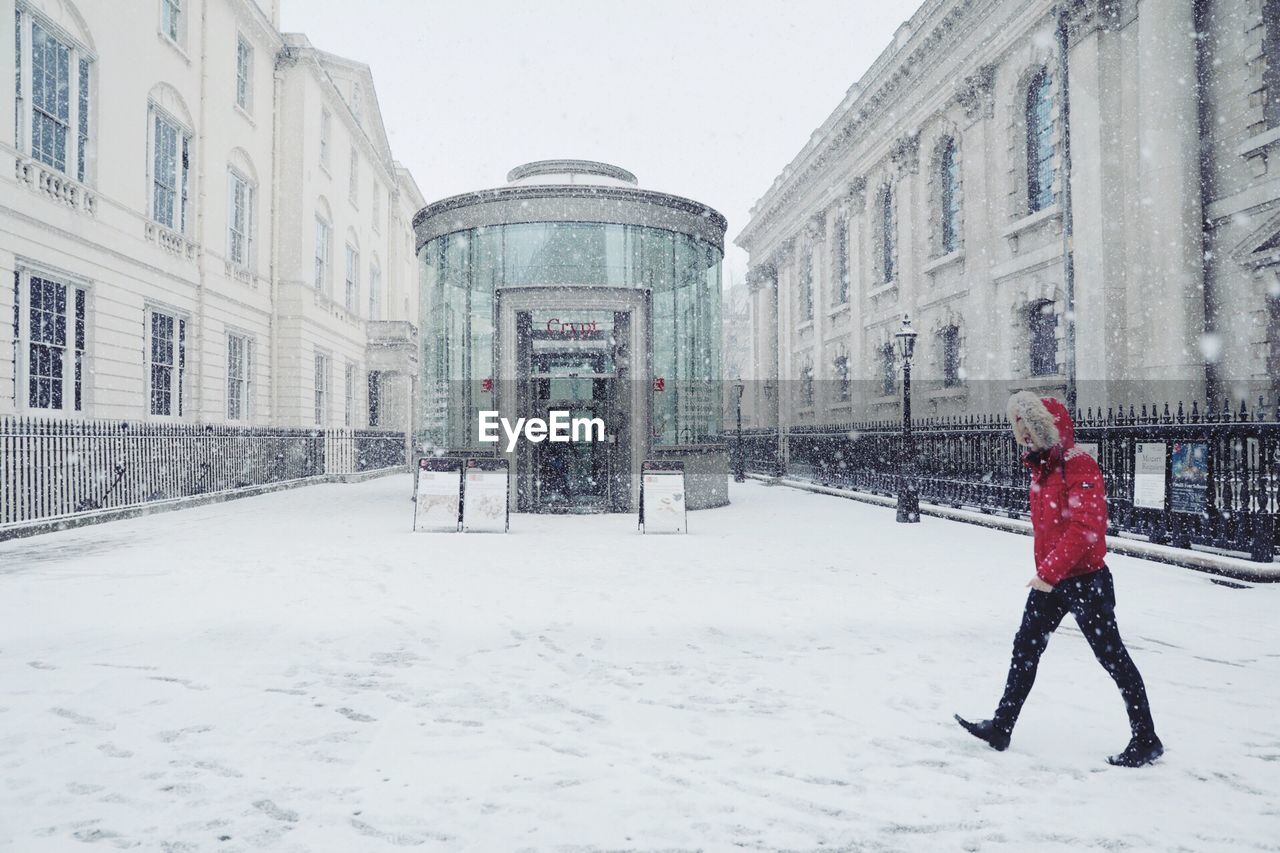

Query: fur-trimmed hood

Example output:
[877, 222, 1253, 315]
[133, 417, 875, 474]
[1007, 391, 1074, 451]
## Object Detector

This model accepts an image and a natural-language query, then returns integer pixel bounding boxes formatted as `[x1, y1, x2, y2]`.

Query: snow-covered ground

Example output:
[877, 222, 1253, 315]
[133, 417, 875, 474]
[1, 477, 1278, 852]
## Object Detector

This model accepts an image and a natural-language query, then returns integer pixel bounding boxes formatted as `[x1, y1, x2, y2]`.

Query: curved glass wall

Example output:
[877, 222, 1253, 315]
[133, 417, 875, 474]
[419, 222, 722, 448]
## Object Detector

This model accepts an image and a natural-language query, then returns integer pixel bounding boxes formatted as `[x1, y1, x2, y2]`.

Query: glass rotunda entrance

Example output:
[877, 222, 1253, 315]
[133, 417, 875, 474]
[414, 160, 727, 513]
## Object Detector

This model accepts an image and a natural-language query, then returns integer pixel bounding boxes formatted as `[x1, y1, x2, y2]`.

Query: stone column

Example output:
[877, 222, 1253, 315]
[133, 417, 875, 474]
[1134, 0, 1205, 397]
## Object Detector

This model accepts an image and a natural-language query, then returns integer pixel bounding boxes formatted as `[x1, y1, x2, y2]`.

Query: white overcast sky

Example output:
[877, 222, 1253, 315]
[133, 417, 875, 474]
[280, 0, 922, 283]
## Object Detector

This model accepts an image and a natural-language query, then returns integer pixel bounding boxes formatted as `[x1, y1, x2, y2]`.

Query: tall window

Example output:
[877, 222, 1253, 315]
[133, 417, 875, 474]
[799, 246, 814, 322]
[16, 12, 93, 183]
[880, 342, 895, 397]
[1266, 0, 1280, 128]
[800, 356, 814, 407]
[942, 326, 961, 387]
[20, 271, 86, 413]
[348, 147, 359, 205]
[227, 169, 253, 268]
[319, 108, 331, 168]
[879, 185, 896, 283]
[161, 0, 182, 43]
[834, 215, 849, 304]
[344, 362, 356, 427]
[345, 245, 359, 312]
[1026, 68, 1055, 213]
[227, 333, 253, 421]
[834, 350, 850, 402]
[372, 183, 381, 231]
[314, 353, 330, 426]
[939, 138, 960, 253]
[149, 309, 185, 417]
[150, 108, 190, 233]
[314, 217, 331, 294]
[367, 370, 381, 427]
[1029, 301, 1057, 377]
[235, 35, 252, 112]
[368, 263, 381, 320]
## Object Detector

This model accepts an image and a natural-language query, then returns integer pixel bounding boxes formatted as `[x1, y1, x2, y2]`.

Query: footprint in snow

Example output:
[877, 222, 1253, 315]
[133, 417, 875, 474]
[337, 707, 376, 723]
[27, 660, 57, 670]
[253, 799, 299, 823]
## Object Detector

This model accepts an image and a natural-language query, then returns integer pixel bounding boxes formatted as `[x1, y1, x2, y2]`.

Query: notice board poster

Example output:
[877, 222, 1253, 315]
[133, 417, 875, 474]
[1170, 442, 1208, 514]
[640, 461, 687, 534]
[414, 458, 462, 532]
[462, 459, 509, 533]
[1133, 442, 1167, 510]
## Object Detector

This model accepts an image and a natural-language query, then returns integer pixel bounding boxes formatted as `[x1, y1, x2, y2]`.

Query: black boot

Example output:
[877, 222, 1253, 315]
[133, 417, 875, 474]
[1106, 734, 1164, 767]
[954, 715, 1010, 751]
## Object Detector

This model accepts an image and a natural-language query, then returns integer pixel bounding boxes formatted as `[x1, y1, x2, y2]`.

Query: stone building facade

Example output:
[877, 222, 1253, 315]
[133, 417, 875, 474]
[735, 0, 1280, 429]
[2, 0, 423, 431]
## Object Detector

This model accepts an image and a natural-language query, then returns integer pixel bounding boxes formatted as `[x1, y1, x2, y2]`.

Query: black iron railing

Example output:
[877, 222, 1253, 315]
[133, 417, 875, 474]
[741, 399, 1280, 562]
[1, 417, 407, 527]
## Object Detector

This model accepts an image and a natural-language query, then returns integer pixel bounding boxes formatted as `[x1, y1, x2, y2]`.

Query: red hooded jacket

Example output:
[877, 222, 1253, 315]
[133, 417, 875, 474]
[1024, 397, 1109, 586]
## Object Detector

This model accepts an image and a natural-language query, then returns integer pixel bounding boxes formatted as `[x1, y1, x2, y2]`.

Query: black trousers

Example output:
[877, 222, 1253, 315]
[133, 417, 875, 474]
[993, 567, 1156, 739]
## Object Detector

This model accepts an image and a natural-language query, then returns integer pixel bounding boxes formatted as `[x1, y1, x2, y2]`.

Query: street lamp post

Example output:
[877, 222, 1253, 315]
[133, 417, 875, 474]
[733, 381, 746, 483]
[895, 314, 920, 524]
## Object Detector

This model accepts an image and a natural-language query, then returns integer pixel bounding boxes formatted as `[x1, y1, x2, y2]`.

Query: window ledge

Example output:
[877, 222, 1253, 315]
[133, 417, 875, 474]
[871, 394, 900, 406]
[319, 162, 332, 179]
[158, 31, 192, 64]
[234, 103, 256, 127]
[796, 320, 814, 332]
[868, 281, 898, 299]
[145, 222, 198, 260]
[1237, 126, 1280, 158]
[828, 301, 851, 319]
[927, 386, 969, 399]
[14, 158, 98, 216]
[1001, 204, 1061, 240]
[1018, 374, 1068, 390]
[225, 261, 257, 286]
[923, 249, 964, 275]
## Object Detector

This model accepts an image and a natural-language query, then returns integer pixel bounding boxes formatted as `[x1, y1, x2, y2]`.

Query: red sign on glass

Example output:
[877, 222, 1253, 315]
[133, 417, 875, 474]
[653, 377, 665, 392]
[481, 377, 493, 392]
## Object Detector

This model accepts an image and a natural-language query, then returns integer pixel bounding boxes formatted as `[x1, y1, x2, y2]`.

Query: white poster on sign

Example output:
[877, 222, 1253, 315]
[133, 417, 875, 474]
[1133, 442, 1167, 510]
[414, 469, 461, 531]
[642, 472, 686, 533]
[463, 468, 509, 532]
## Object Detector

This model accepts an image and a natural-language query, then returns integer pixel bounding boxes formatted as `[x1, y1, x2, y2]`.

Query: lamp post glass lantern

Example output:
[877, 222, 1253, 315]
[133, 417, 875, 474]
[894, 314, 920, 523]
[733, 381, 746, 483]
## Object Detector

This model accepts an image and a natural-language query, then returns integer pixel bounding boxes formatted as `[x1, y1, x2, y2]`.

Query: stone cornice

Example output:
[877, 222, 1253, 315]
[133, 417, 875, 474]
[735, 0, 1035, 253]
[954, 63, 997, 121]
[890, 131, 922, 178]
[1062, 0, 1129, 46]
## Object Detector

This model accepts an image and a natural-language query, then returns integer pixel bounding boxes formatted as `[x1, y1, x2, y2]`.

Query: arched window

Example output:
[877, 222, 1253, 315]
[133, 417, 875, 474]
[800, 355, 814, 407]
[1026, 69, 1055, 212]
[1028, 300, 1057, 376]
[833, 215, 849, 304]
[833, 345, 850, 402]
[880, 342, 896, 397]
[939, 138, 960, 253]
[879, 185, 896, 283]
[1266, 0, 1280, 128]
[799, 245, 814, 322]
[15, 2, 96, 183]
[941, 325, 961, 387]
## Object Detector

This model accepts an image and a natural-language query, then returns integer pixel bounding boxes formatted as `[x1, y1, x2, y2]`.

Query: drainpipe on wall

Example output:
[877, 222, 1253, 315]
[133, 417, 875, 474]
[1193, 0, 1217, 404]
[1056, 4, 1078, 414]
[193, 0, 211, 422]
[269, 50, 287, 426]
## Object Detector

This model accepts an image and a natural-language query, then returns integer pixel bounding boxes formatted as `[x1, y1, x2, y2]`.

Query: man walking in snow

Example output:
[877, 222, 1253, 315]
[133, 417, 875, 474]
[955, 392, 1163, 767]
